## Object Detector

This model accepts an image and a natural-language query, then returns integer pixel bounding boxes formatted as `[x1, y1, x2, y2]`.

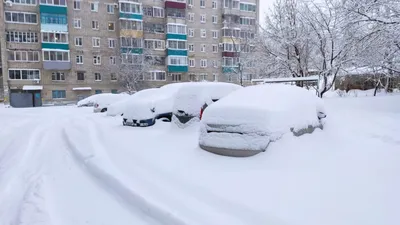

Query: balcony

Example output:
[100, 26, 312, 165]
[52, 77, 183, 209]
[222, 52, 239, 57]
[43, 61, 71, 70]
[119, 13, 143, 21]
[40, 5, 67, 15]
[42, 43, 69, 50]
[166, 33, 187, 40]
[167, 49, 188, 56]
[165, 1, 186, 9]
[168, 65, 188, 72]
[120, 47, 143, 54]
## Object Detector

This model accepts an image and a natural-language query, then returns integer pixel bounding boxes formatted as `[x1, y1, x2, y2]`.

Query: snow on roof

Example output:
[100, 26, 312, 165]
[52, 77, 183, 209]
[201, 84, 323, 140]
[73, 87, 92, 91]
[252, 75, 319, 83]
[22, 85, 43, 90]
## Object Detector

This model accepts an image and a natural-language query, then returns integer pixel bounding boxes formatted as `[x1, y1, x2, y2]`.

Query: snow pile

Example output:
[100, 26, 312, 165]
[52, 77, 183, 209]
[77, 95, 98, 107]
[77, 93, 128, 108]
[123, 100, 156, 120]
[200, 84, 324, 151]
[173, 82, 242, 117]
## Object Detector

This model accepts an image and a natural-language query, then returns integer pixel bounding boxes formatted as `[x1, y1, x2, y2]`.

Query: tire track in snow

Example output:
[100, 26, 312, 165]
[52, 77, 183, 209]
[73, 117, 286, 225]
[62, 122, 183, 225]
[0, 122, 53, 225]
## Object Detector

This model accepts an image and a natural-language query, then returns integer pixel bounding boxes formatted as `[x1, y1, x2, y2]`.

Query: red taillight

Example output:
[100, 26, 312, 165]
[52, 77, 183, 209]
[200, 108, 204, 120]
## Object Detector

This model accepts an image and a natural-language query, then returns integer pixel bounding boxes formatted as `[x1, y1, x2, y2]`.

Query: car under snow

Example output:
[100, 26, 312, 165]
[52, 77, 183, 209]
[172, 82, 242, 128]
[90, 93, 130, 113]
[199, 84, 326, 157]
[123, 83, 183, 127]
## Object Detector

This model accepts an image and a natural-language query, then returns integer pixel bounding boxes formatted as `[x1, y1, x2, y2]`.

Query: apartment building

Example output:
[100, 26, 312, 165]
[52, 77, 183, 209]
[0, 0, 259, 107]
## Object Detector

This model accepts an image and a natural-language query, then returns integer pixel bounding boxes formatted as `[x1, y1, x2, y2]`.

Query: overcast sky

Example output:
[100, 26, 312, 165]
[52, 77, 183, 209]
[259, 0, 276, 25]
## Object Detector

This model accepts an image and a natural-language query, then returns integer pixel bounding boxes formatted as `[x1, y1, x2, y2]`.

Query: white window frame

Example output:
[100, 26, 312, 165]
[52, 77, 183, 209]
[108, 21, 115, 31]
[41, 32, 68, 43]
[75, 37, 83, 46]
[212, 44, 218, 53]
[200, 14, 206, 23]
[92, 20, 99, 30]
[106, 3, 115, 14]
[6, 31, 38, 43]
[109, 56, 116, 65]
[108, 38, 116, 48]
[147, 71, 166, 81]
[94, 72, 102, 81]
[8, 69, 40, 80]
[200, 59, 207, 68]
[74, 18, 81, 29]
[189, 58, 195, 67]
[167, 23, 187, 35]
[212, 15, 218, 24]
[201, 29, 206, 38]
[167, 39, 187, 50]
[42, 49, 70, 62]
[201, 44, 206, 52]
[9, 0, 37, 6]
[200, 0, 205, 8]
[167, 56, 188, 66]
[8, 50, 40, 62]
[212, 30, 218, 39]
[90, 2, 99, 12]
[188, 13, 194, 22]
[212, 0, 217, 9]
[188, 43, 194, 52]
[93, 55, 101, 65]
[4, 11, 38, 24]
[73, 0, 81, 10]
[92, 37, 101, 47]
[144, 39, 165, 50]
[76, 55, 83, 64]
[188, 28, 194, 37]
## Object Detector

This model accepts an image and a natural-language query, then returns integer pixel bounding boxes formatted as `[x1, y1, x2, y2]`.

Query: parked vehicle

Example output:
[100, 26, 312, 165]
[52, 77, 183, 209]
[106, 88, 159, 117]
[172, 82, 242, 128]
[91, 93, 129, 113]
[123, 83, 183, 127]
[198, 84, 326, 157]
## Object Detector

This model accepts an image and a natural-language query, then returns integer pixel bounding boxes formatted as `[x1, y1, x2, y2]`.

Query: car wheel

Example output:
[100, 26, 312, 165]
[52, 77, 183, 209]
[101, 108, 107, 113]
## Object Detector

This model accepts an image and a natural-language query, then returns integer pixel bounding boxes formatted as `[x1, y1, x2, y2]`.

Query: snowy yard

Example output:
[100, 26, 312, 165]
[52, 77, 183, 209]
[0, 95, 399, 225]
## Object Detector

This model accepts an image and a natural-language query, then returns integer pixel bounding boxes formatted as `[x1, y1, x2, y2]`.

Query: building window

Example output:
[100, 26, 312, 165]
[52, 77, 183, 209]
[5, 11, 37, 24]
[212, 60, 218, 68]
[95, 90, 102, 94]
[111, 89, 118, 94]
[9, 0, 37, 5]
[52, 90, 66, 99]
[108, 39, 116, 48]
[106, 4, 115, 14]
[188, 0, 193, 6]
[6, 31, 38, 43]
[200, 14, 206, 23]
[90, 2, 99, 12]
[171, 73, 181, 82]
[109, 56, 116, 65]
[240, 3, 257, 12]
[9, 69, 40, 80]
[108, 22, 115, 31]
[167, 40, 187, 50]
[201, 29, 206, 38]
[212, 30, 218, 39]
[92, 37, 100, 47]
[198, 73, 208, 81]
[40, 0, 66, 6]
[8, 51, 40, 62]
[73, 0, 81, 10]
[212, 45, 218, 53]
[120, 2, 142, 14]
[144, 39, 165, 50]
[43, 50, 69, 61]
[52, 72, 65, 81]
[200, 0, 205, 8]
[200, 59, 207, 68]
[146, 71, 166, 81]
[167, 56, 188, 66]
[120, 20, 143, 31]
[239, 17, 256, 25]
[153, 7, 164, 18]
[120, 37, 143, 48]
[188, 44, 194, 52]
[92, 20, 99, 30]
[75, 37, 83, 46]
[189, 58, 195, 67]
[212, 15, 218, 23]
[111, 73, 117, 81]
[213, 73, 218, 81]
[74, 18, 81, 28]
[77, 72, 85, 80]
[122, 54, 143, 64]
[93, 56, 101, 65]
[188, 13, 194, 22]
[42, 32, 68, 43]
[40, 13, 66, 24]
[201, 44, 206, 52]
[76, 55, 83, 64]
[188, 29, 194, 37]
[167, 24, 187, 34]
[212, 1, 217, 9]
[95, 73, 101, 81]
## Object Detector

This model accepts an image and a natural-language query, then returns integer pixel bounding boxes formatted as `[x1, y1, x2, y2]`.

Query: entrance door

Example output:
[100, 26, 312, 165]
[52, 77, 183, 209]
[33, 92, 42, 107]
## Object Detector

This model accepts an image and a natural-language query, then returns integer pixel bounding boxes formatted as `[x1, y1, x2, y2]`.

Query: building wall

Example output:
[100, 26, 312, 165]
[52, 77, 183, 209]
[0, 0, 259, 105]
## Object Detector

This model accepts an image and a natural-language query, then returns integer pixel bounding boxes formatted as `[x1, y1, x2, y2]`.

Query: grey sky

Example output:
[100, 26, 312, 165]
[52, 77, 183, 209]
[259, 0, 275, 25]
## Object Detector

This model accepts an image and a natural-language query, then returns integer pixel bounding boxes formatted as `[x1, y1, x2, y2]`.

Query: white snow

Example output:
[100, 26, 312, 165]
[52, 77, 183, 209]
[22, 85, 43, 90]
[77, 93, 129, 109]
[173, 82, 242, 117]
[1, 92, 399, 225]
[72, 87, 92, 91]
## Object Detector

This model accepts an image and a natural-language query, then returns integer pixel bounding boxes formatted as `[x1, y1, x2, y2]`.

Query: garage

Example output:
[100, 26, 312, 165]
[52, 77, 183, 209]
[10, 85, 43, 108]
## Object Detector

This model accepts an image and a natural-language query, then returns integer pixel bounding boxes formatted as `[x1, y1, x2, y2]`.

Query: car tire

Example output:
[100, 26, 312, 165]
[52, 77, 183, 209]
[100, 108, 107, 113]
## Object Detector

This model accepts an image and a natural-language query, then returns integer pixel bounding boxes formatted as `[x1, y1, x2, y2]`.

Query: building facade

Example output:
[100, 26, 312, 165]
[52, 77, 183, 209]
[0, 0, 259, 106]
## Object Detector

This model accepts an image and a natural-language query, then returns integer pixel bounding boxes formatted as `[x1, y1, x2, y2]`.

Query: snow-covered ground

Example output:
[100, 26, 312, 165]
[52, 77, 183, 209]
[0, 95, 399, 225]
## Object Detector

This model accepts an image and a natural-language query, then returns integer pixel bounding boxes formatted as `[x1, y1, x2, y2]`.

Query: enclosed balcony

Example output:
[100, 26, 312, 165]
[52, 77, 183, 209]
[165, 0, 186, 9]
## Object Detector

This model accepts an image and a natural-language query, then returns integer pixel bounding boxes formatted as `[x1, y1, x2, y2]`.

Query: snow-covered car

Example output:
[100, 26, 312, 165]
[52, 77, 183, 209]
[77, 95, 98, 107]
[123, 83, 184, 127]
[199, 84, 326, 157]
[106, 89, 159, 117]
[172, 82, 242, 128]
[91, 93, 129, 113]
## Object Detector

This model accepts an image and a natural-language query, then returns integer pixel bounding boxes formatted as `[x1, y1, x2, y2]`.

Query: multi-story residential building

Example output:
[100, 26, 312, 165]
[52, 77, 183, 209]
[0, 0, 259, 107]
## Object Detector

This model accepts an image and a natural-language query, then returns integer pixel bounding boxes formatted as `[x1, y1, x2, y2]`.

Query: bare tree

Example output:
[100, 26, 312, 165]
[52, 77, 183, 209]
[117, 48, 157, 94]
